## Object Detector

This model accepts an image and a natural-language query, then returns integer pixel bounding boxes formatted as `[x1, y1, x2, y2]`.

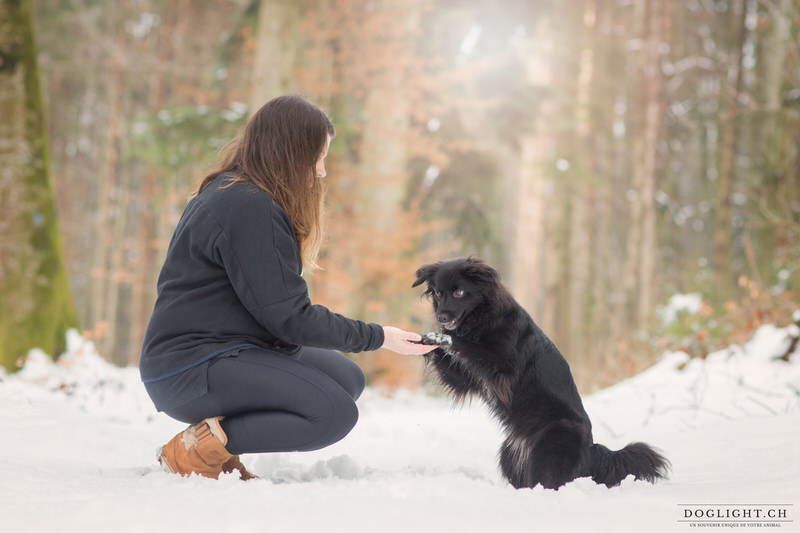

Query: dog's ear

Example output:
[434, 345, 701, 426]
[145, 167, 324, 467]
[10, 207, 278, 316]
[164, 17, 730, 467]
[461, 257, 501, 287]
[412, 263, 439, 288]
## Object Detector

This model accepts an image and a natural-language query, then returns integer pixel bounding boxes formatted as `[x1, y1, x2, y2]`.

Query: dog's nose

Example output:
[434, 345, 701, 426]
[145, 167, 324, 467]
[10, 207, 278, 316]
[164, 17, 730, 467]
[436, 314, 449, 323]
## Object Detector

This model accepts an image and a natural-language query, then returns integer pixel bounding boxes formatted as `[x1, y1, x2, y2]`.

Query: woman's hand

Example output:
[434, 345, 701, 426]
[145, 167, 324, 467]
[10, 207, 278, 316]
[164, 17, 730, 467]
[381, 326, 438, 356]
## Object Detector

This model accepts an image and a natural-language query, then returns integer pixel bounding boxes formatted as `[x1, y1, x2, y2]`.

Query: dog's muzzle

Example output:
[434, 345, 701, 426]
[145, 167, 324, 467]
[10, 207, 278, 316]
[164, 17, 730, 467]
[437, 314, 458, 330]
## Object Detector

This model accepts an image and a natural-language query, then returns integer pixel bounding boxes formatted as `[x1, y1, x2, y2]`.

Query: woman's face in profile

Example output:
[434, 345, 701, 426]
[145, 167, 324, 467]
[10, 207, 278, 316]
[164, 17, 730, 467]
[314, 135, 332, 182]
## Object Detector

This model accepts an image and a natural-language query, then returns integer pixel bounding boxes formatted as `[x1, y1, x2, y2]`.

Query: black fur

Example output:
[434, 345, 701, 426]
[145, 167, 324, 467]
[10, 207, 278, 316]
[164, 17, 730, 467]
[413, 257, 670, 490]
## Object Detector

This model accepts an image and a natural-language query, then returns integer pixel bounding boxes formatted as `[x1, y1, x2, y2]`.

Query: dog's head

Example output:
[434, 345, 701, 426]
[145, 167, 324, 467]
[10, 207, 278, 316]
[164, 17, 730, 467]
[412, 257, 503, 331]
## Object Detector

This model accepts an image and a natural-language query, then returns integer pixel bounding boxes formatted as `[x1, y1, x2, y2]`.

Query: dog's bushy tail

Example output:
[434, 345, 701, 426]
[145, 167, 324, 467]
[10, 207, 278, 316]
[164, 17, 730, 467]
[589, 442, 670, 487]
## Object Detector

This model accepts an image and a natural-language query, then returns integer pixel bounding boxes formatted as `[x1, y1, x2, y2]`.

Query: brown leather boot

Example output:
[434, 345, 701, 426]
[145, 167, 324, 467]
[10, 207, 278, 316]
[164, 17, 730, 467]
[222, 455, 259, 481]
[158, 417, 233, 479]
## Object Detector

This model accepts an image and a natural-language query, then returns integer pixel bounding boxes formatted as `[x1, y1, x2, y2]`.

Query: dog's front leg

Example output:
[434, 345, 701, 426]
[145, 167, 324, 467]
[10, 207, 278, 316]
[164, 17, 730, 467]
[424, 347, 482, 403]
[448, 338, 516, 409]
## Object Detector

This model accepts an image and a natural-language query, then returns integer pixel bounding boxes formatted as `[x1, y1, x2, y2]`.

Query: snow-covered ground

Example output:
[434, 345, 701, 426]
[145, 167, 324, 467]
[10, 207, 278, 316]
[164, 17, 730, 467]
[2, 325, 799, 533]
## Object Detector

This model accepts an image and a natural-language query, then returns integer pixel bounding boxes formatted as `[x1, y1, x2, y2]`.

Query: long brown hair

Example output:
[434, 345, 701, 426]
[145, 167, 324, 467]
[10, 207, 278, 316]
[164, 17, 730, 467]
[198, 95, 335, 270]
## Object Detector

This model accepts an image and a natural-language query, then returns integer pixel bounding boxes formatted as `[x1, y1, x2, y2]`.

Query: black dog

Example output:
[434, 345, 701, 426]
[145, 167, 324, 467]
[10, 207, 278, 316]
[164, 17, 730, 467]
[413, 257, 669, 490]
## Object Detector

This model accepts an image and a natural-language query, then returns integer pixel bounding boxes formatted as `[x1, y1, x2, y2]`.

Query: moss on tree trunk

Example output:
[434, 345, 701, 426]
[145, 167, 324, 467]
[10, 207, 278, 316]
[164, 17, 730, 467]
[0, 0, 78, 371]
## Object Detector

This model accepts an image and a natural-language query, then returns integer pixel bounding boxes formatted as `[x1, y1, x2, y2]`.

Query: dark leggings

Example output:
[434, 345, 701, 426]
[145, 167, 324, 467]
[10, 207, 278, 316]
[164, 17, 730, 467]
[163, 347, 366, 455]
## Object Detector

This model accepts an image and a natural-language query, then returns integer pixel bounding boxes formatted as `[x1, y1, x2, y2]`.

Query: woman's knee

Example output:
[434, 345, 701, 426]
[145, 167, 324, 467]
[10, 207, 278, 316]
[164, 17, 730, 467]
[345, 362, 367, 401]
[302, 387, 359, 451]
[301, 348, 367, 401]
[334, 393, 360, 439]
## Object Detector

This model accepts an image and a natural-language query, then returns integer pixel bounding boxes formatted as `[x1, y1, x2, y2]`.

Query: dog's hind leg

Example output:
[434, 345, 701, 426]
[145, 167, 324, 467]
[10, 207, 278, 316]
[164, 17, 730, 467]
[500, 425, 589, 490]
[530, 424, 589, 489]
[499, 435, 532, 489]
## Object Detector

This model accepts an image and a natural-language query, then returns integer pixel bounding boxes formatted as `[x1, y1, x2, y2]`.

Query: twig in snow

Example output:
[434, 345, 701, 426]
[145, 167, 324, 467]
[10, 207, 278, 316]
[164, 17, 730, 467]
[776, 312, 800, 362]
[777, 333, 798, 362]
[746, 395, 778, 416]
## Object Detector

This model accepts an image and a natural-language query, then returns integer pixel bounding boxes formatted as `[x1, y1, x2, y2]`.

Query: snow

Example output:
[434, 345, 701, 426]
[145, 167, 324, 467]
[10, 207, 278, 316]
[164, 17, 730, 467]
[658, 292, 703, 325]
[2, 326, 799, 533]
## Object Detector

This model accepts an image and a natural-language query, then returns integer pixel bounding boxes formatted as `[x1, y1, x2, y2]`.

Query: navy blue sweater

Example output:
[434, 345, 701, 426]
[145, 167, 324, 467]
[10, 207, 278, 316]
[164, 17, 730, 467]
[139, 175, 384, 385]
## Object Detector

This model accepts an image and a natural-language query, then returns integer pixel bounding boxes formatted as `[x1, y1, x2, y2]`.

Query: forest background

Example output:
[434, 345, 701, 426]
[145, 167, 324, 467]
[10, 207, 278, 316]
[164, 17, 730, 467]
[1, 0, 798, 391]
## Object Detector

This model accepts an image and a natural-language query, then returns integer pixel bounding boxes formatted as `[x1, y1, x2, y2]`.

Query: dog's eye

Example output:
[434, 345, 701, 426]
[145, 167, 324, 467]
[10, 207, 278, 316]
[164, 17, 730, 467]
[434, 290, 442, 299]
[453, 288, 465, 298]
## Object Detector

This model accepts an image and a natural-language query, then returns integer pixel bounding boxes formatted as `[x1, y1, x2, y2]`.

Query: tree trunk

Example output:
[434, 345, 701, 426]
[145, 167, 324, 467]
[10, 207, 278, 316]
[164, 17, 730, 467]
[712, 0, 748, 283]
[249, 0, 300, 111]
[624, 0, 664, 330]
[98, 33, 127, 361]
[566, 3, 597, 367]
[637, 0, 667, 328]
[512, 135, 550, 319]
[0, 0, 78, 370]
[752, 0, 793, 280]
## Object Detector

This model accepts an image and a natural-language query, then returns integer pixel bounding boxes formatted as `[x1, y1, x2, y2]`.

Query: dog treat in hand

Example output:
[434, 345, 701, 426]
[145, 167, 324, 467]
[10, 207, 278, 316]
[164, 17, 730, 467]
[413, 332, 453, 347]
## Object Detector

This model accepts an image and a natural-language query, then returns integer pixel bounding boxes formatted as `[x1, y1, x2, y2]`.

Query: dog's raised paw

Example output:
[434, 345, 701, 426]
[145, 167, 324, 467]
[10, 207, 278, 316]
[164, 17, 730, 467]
[413, 332, 453, 347]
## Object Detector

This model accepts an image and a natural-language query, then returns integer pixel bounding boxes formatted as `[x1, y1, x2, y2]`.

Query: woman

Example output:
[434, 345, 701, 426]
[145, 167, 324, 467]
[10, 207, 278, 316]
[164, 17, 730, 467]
[139, 95, 434, 480]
